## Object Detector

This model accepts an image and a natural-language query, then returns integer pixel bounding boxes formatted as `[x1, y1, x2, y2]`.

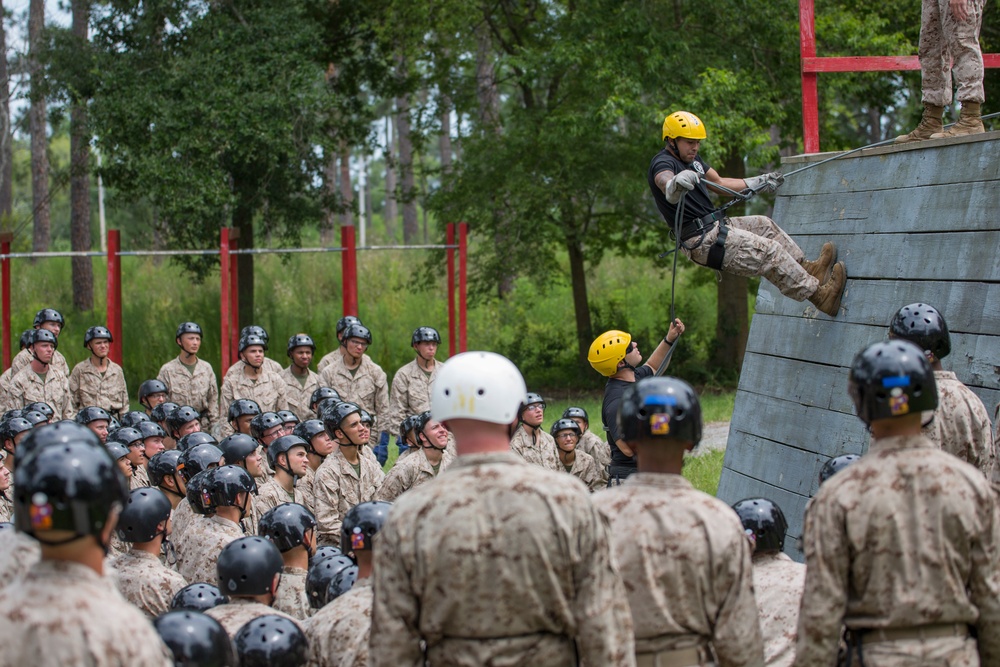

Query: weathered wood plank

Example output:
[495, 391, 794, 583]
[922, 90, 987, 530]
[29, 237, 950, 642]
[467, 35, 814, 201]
[722, 431, 851, 497]
[739, 353, 856, 414]
[716, 467, 810, 551]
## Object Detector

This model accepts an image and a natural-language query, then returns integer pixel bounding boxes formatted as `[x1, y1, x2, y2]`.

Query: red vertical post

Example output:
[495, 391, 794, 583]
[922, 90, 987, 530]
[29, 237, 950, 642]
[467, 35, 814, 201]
[0, 232, 11, 370]
[220, 228, 231, 372]
[341, 226, 358, 317]
[800, 0, 820, 153]
[446, 223, 456, 358]
[458, 222, 468, 353]
[229, 232, 240, 364]
[106, 230, 123, 366]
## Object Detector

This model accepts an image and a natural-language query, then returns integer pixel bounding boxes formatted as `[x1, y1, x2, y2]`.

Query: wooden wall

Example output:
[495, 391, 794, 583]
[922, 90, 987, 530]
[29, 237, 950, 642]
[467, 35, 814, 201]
[716, 131, 1000, 558]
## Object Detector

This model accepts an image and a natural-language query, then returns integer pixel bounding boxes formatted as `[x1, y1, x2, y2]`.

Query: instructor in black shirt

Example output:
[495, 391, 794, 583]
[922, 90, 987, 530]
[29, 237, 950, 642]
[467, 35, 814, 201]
[588, 320, 684, 485]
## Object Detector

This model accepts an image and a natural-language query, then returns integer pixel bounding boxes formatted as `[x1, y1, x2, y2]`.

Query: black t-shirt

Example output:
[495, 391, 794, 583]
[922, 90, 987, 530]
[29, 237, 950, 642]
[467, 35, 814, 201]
[601, 364, 655, 468]
[647, 149, 715, 228]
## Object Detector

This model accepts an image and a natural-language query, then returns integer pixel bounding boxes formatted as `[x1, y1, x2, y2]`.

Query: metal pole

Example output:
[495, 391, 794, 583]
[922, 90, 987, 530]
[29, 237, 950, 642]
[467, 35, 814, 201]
[446, 223, 456, 358]
[342, 225, 358, 316]
[458, 222, 468, 353]
[1, 232, 11, 370]
[220, 228, 231, 372]
[800, 0, 820, 153]
[106, 230, 123, 366]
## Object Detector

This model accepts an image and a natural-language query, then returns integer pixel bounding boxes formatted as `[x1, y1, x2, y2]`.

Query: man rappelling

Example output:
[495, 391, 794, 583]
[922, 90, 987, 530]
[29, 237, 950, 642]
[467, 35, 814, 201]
[648, 111, 847, 317]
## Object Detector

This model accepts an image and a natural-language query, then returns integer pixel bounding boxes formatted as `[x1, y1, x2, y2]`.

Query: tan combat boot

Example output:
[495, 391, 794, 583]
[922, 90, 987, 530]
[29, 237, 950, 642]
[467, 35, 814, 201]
[800, 242, 837, 284]
[930, 102, 985, 139]
[808, 262, 846, 317]
[894, 104, 944, 144]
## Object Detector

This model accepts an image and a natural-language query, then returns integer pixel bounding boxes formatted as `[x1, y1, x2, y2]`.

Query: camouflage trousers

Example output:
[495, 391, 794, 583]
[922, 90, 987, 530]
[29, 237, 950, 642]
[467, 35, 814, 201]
[861, 635, 978, 667]
[682, 215, 818, 302]
[920, 0, 986, 105]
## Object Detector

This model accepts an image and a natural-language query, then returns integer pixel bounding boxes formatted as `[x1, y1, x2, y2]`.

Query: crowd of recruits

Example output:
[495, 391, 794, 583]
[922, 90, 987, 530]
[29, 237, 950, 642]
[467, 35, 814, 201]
[0, 298, 995, 666]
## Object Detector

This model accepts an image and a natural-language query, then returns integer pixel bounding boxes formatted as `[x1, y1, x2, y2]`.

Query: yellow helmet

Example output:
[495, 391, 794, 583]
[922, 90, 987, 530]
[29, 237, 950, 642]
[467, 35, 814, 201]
[588, 330, 632, 377]
[662, 111, 707, 141]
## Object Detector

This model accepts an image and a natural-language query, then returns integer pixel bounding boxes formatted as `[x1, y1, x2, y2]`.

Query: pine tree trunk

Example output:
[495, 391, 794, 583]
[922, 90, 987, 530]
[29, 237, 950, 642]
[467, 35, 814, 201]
[321, 146, 337, 245]
[383, 115, 397, 242]
[69, 0, 93, 311]
[338, 139, 353, 228]
[29, 0, 49, 255]
[439, 94, 452, 175]
[397, 86, 417, 243]
[0, 1, 13, 222]
[710, 152, 749, 373]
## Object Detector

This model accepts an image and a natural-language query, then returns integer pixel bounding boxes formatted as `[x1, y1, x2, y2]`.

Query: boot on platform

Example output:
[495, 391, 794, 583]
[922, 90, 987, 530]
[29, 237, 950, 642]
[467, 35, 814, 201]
[894, 104, 944, 144]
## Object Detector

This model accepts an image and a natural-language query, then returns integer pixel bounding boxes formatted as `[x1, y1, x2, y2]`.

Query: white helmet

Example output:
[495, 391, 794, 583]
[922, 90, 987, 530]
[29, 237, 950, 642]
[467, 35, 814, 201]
[432, 351, 526, 425]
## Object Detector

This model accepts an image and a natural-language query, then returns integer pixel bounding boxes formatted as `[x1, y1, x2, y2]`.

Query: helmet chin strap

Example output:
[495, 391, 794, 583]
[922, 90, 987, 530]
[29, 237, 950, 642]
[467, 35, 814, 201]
[419, 433, 447, 451]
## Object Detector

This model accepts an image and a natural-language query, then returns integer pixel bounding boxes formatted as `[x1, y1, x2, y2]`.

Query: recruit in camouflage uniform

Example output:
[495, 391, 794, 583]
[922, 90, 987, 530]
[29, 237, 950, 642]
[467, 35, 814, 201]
[281, 365, 322, 420]
[9, 347, 70, 378]
[795, 433, 1000, 667]
[920, 0, 985, 108]
[0, 560, 174, 667]
[109, 549, 189, 619]
[509, 423, 561, 471]
[272, 566, 312, 621]
[176, 515, 245, 585]
[376, 449, 455, 502]
[224, 357, 283, 382]
[371, 452, 637, 666]
[578, 429, 612, 480]
[304, 578, 374, 667]
[157, 357, 220, 433]
[8, 366, 74, 420]
[0, 530, 40, 581]
[753, 552, 805, 667]
[130, 464, 151, 490]
[313, 450, 384, 545]
[255, 476, 298, 516]
[218, 365, 289, 438]
[562, 448, 605, 492]
[170, 498, 196, 546]
[206, 599, 299, 638]
[387, 359, 436, 439]
[924, 370, 996, 484]
[295, 466, 317, 515]
[68, 359, 129, 418]
[318, 357, 390, 445]
[598, 474, 765, 667]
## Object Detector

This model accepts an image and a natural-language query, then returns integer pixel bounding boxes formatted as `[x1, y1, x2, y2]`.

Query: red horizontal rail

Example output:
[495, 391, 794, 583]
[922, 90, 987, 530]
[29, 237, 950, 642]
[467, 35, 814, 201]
[804, 54, 1000, 73]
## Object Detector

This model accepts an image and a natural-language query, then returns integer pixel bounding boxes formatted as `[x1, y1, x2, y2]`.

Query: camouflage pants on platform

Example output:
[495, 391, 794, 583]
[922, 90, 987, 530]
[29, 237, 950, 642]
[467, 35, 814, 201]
[921, 0, 985, 105]
[682, 215, 819, 302]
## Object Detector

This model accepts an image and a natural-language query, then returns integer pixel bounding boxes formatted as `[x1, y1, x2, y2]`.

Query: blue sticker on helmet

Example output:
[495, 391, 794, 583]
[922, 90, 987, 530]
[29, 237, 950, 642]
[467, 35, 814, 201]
[881, 376, 910, 388]
[643, 395, 678, 407]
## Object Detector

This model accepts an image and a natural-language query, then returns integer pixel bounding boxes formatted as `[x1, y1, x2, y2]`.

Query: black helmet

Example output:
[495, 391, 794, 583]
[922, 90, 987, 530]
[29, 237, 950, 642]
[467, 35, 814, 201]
[618, 376, 703, 445]
[178, 444, 224, 482]
[1, 409, 23, 422]
[227, 399, 262, 425]
[175, 322, 203, 339]
[240, 325, 268, 343]
[411, 326, 440, 345]
[105, 440, 130, 461]
[119, 410, 151, 428]
[217, 537, 284, 596]
[358, 409, 375, 429]
[399, 415, 420, 443]
[33, 308, 64, 328]
[250, 412, 283, 441]
[287, 334, 315, 356]
[117, 487, 172, 542]
[24, 402, 54, 420]
[75, 407, 112, 426]
[14, 439, 127, 541]
[138, 420, 167, 440]
[340, 323, 372, 346]
[234, 615, 308, 667]
[171, 583, 230, 612]
[888, 303, 951, 362]
[83, 325, 113, 346]
[21, 410, 47, 427]
[155, 611, 237, 667]
[732, 498, 788, 553]
[309, 545, 343, 568]
[258, 503, 317, 553]
[18, 329, 33, 350]
[148, 450, 184, 487]
[151, 402, 180, 423]
[176, 432, 218, 454]
[185, 470, 216, 516]
[17, 421, 95, 463]
[518, 392, 545, 418]
[848, 340, 937, 426]
[819, 454, 861, 486]
[306, 555, 356, 609]
[327, 565, 359, 602]
[277, 410, 300, 426]
[206, 465, 256, 508]
[166, 406, 201, 435]
[550, 418, 581, 438]
[239, 333, 268, 354]
[562, 406, 589, 423]
[108, 426, 144, 449]
[0, 417, 33, 446]
[310, 387, 341, 408]
[30, 328, 57, 349]
[218, 434, 259, 466]
[336, 316, 361, 337]
[322, 402, 361, 439]
[293, 419, 326, 448]
[341, 500, 392, 555]
[267, 435, 308, 471]
[138, 379, 168, 406]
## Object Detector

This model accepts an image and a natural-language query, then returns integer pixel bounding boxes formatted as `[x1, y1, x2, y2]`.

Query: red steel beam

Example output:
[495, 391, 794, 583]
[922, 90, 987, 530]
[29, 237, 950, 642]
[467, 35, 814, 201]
[0, 232, 11, 370]
[458, 222, 468, 353]
[106, 230, 123, 366]
[220, 228, 231, 372]
[446, 223, 456, 358]
[342, 225, 358, 318]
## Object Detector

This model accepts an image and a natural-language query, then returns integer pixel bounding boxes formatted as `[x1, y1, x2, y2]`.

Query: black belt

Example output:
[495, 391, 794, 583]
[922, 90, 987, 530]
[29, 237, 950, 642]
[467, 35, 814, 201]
[680, 211, 725, 241]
